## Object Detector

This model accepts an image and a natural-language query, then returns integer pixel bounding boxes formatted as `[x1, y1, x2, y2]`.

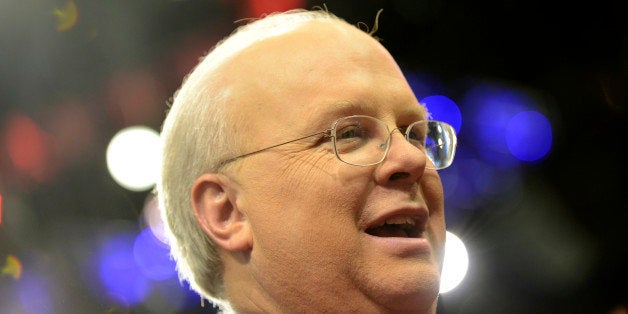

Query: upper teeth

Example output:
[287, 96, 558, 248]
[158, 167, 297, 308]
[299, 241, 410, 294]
[381, 216, 415, 226]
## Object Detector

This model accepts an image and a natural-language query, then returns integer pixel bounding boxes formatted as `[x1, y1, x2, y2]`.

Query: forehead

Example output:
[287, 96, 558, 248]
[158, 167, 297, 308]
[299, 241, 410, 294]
[222, 19, 425, 135]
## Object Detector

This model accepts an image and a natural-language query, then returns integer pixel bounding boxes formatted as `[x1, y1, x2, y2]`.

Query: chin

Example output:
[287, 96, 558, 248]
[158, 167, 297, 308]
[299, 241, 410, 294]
[361, 264, 441, 313]
[392, 278, 439, 309]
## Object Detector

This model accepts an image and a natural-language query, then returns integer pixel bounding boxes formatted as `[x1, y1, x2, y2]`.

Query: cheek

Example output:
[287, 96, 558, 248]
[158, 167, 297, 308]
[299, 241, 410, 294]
[420, 172, 445, 217]
[252, 152, 369, 219]
[244, 159, 369, 257]
[428, 212, 446, 267]
[421, 173, 447, 264]
[243, 169, 370, 291]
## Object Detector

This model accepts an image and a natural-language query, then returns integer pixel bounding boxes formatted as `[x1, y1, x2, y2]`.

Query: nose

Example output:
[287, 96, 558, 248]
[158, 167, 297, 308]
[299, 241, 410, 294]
[374, 129, 428, 184]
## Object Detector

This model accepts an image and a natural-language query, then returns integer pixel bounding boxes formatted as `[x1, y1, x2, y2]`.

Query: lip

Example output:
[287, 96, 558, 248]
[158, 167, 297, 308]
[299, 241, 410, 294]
[362, 205, 431, 256]
[364, 233, 432, 257]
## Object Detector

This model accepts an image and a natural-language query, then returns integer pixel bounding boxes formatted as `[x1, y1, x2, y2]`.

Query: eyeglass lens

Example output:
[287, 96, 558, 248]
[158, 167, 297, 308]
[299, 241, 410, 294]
[332, 116, 456, 169]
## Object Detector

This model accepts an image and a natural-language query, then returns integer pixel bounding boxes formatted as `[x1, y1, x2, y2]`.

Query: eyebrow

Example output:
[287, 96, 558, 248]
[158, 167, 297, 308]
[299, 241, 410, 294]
[399, 106, 429, 121]
[319, 100, 377, 117]
[315, 100, 428, 124]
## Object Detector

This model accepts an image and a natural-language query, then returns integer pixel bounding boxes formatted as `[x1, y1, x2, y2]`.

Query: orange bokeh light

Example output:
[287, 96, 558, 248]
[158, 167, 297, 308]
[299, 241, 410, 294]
[241, 0, 305, 18]
[1, 255, 22, 280]
[53, 0, 79, 32]
[4, 114, 55, 183]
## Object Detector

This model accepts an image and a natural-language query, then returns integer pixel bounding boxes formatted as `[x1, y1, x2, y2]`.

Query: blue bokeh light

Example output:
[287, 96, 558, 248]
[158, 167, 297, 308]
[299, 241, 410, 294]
[461, 83, 540, 167]
[18, 272, 53, 314]
[134, 227, 176, 281]
[98, 232, 151, 306]
[420, 95, 462, 133]
[505, 111, 553, 162]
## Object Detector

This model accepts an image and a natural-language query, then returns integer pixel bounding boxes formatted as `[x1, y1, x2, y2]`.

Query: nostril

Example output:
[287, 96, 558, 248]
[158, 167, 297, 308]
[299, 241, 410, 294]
[389, 172, 410, 181]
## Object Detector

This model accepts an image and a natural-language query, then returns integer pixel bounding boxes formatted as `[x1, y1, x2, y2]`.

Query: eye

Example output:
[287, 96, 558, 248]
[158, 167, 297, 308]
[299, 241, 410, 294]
[406, 125, 427, 147]
[334, 123, 371, 154]
[338, 125, 364, 140]
[408, 130, 423, 141]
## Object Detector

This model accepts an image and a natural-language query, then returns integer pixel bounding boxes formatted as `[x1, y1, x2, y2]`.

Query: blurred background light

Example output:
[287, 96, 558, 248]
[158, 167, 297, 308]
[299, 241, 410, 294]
[133, 227, 176, 281]
[421, 95, 462, 133]
[2, 255, 23, 280]
[98, 231, 151, 306]
[4, 113, 55, 183]
[17, 271, 54, 314]
[52, 0, 78, 32]
[87, 221, 201, 313]
[440, 231, 469, 294]
[505, 110, 553, 162]
[241, 0, 305, 18]
[461, 82, 544, 167]
[106, 126, 161, 192]
[141, 193, 169, 245]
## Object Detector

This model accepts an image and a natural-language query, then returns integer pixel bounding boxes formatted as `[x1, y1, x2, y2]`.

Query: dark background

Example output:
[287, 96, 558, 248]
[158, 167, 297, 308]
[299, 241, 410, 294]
[1, 0, 626, 313]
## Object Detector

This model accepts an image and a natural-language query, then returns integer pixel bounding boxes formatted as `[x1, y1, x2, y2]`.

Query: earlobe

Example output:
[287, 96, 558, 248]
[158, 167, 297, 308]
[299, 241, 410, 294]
[192, 173, 252, 252]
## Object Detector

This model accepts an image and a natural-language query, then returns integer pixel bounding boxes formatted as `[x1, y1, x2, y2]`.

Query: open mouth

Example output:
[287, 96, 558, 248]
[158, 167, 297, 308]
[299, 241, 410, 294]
[365, 216, 422, 238]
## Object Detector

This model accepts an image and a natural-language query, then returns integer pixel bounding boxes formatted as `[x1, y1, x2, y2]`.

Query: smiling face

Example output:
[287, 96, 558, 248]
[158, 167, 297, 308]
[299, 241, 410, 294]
[220, 20, 446, 313]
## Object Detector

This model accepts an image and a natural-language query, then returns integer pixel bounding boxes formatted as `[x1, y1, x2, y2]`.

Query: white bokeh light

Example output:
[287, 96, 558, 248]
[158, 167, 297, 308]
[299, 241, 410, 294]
[106, 126, 161, 192]
[440, 231, 469, 294]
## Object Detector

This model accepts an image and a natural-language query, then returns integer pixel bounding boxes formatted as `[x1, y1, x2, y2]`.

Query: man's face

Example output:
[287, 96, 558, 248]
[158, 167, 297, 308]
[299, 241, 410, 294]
[224, 20, 446, 312]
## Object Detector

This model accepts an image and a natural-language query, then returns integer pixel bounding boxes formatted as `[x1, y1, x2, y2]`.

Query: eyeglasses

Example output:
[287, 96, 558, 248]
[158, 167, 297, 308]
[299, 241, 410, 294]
[218, 115, 457, 170]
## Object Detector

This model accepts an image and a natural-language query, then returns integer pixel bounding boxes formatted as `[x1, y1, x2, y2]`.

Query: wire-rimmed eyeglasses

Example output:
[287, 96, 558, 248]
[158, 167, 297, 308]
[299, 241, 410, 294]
[218, 115, 457, 170]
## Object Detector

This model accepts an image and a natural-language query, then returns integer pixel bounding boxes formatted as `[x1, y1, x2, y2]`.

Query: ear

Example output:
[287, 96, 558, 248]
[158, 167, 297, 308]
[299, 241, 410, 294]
[191, 173, 252, 252]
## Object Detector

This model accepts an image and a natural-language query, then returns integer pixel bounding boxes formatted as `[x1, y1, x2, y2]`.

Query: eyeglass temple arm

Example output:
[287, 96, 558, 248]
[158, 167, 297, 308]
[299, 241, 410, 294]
[217, 130, 331, 167]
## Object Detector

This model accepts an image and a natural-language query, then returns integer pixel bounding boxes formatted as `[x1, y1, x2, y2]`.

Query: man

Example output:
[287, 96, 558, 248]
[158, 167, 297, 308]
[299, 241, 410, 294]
[158, 8, 457, 313]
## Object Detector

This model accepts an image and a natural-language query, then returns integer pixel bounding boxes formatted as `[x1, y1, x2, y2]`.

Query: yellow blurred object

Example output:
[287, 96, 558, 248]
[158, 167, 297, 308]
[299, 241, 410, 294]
[1, 255, 23, 280]
[53, 1, 78, 32]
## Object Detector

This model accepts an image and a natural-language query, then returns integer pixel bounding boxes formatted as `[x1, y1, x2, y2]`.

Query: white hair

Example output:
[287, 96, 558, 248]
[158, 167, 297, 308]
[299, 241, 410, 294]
[157, 8, 348, 309]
